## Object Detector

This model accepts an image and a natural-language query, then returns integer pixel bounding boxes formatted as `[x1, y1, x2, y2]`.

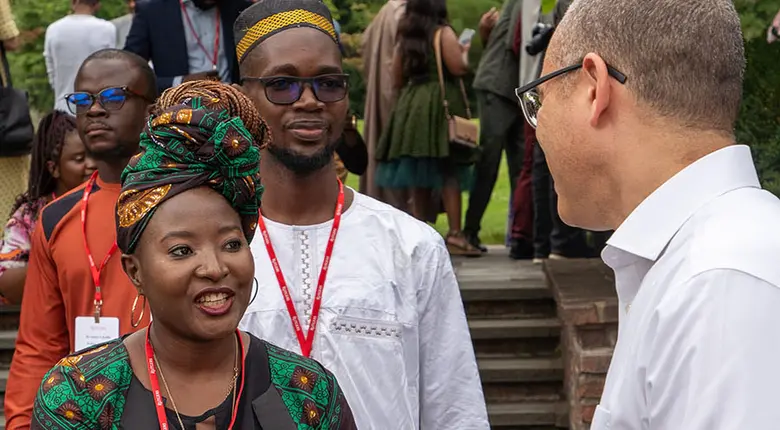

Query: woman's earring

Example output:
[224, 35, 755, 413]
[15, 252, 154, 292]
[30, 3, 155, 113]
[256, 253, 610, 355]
[130, 293, 147, 328]
[249, 278, 259, 305]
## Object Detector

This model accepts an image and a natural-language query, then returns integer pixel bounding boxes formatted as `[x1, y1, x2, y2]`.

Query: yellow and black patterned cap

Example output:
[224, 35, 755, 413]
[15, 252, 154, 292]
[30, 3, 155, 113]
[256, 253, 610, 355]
[234, 0, 338, 64]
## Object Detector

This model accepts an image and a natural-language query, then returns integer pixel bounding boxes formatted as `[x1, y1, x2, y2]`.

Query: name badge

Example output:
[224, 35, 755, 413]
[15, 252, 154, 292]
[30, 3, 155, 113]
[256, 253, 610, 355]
[74, 316, 120, 352]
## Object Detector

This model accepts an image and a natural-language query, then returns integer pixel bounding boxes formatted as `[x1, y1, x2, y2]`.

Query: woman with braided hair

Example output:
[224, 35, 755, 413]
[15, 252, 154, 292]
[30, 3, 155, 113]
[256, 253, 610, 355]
[31, 80, 356, 430]
[0, 110, 95, 304]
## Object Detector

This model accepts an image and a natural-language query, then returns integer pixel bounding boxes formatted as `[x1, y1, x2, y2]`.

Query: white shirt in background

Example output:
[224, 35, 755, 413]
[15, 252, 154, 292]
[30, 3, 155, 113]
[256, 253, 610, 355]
[593, 145, 780, 430]
[240, 191, 489, 430]
[44, 14, 116, 112]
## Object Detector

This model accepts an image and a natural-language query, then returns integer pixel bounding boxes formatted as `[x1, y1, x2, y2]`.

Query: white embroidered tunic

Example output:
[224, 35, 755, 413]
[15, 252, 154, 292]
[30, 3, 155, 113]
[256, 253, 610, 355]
[240, 191, 489, 430]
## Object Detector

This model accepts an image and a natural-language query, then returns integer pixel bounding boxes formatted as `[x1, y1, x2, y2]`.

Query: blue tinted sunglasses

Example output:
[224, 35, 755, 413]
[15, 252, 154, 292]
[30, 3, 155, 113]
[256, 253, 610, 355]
[65, 86, 152, 115]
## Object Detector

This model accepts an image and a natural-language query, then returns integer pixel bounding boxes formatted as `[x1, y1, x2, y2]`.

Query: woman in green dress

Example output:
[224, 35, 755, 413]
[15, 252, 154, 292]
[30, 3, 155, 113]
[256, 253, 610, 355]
[30, 81, 356, 430]
[375, 0, 480, 256]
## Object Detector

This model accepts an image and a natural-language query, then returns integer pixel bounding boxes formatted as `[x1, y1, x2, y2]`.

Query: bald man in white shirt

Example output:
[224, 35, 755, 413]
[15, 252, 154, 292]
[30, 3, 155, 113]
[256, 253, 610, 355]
[515, 0, 780, 429]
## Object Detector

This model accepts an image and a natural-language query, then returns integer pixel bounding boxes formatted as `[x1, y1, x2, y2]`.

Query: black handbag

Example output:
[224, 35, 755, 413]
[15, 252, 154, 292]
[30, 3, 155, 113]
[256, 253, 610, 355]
[335, 113, 368, 175]
[0, 41, 34, 157]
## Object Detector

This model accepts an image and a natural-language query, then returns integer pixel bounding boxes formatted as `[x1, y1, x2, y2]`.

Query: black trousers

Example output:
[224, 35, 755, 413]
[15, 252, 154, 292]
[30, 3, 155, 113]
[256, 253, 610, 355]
[464, 91, 524, 236]
[531, 143, 591, 258]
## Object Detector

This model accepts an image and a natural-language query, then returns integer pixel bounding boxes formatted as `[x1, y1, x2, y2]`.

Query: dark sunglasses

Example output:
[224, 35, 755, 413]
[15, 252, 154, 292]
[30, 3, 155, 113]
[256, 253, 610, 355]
[514, 62, 627, 129]
[65, 86, 152, 116]
[241, 74, 349, 105]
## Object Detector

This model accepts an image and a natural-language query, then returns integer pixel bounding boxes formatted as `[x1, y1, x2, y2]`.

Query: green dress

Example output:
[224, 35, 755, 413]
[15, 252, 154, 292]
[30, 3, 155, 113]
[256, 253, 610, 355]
[31, 334, 356, 429]
[375, 30, 477, 191]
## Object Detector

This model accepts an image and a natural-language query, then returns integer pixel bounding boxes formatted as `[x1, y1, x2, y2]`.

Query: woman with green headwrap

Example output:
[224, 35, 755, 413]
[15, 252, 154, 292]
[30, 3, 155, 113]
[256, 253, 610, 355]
[30, 81, 357, 430]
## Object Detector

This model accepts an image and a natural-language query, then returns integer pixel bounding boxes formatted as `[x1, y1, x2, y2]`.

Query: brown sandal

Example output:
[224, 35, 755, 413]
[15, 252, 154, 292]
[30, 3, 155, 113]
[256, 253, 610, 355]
[446, 233, 482, 257]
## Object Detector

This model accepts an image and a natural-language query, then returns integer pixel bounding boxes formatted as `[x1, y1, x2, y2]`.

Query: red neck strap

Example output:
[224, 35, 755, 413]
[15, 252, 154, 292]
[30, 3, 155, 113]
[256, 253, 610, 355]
[81, 171, 118, 323]
[257, 180, 345, 357]
[144, 326, 246, 430]
[179, 0, 221, 70]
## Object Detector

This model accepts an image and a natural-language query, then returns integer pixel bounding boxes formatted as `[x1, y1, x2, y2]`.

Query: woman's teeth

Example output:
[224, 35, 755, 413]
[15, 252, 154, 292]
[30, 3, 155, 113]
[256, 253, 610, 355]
[197, 293, 229, 306]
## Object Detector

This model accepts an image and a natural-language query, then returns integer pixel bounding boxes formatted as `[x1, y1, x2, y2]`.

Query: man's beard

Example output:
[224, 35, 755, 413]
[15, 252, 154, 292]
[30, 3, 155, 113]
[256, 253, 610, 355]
[85, 139, 139, 163]
[267, 143, 336, 176]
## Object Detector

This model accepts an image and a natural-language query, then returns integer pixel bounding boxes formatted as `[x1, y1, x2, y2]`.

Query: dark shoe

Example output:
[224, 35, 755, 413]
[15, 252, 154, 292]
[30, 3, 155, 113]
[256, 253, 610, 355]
[509, 240, 534, 260]
[464, 231, 488, 253]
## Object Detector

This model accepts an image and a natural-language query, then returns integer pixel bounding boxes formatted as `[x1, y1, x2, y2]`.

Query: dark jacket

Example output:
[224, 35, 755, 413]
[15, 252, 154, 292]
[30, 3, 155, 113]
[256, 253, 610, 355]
[124, 0, 252, 94]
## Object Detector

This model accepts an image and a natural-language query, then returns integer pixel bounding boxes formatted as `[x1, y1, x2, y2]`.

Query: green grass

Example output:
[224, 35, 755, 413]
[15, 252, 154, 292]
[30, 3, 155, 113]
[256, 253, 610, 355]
[349, 119, 511, 245]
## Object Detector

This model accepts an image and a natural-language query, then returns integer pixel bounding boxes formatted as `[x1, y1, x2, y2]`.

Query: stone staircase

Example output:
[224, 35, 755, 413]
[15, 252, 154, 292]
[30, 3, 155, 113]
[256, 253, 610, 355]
[454, 246, 567, 429]
[0, 305, 18, 430]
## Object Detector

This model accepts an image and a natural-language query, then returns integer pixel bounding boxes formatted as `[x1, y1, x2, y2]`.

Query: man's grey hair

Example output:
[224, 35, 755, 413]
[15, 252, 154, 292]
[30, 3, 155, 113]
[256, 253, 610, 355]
[552, 0, 745, 132]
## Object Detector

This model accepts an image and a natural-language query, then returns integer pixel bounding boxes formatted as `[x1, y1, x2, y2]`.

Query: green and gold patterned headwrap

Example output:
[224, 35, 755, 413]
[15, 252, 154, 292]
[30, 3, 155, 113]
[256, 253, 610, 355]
[116, 81, 269, 254]
[234, 0, 338, 64]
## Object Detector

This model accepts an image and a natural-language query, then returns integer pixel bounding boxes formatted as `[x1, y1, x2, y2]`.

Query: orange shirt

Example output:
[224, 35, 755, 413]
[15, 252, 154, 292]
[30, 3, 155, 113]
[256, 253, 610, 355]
[5, 177, 150, 429]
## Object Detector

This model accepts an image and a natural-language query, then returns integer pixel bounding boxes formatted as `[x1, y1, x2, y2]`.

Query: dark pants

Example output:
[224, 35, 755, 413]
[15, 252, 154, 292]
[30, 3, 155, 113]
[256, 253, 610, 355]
[465, 91, 524, 237]
[531, 143, 590, 258]
[510, 122, 536, 243]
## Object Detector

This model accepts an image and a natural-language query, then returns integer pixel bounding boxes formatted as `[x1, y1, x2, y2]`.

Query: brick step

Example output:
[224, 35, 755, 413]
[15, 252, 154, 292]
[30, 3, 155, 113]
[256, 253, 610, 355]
[474, 336, 560, 358]
[478, 357, 563, 383]
[488, 401, 563, 428]
[469, 318, 560, 340]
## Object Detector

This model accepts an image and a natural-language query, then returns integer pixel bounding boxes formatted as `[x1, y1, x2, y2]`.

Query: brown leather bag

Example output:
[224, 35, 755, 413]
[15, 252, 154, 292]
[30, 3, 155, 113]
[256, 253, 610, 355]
[433, 28, 478, 149]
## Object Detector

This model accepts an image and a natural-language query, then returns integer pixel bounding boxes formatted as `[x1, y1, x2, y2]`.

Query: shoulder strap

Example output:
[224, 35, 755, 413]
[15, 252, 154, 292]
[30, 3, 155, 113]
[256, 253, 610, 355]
[432, 27, 450, 118]
[0, 41, 10, 88]
[432, 27, 473, 120]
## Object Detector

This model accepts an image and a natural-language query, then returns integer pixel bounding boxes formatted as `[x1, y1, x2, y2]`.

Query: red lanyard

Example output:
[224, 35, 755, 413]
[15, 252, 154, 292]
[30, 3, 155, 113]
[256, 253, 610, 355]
[179, 0, 221, 70]
[81, 171, 118, 323]
[145, 326, 246, 430]
[257, 180, 345, 358]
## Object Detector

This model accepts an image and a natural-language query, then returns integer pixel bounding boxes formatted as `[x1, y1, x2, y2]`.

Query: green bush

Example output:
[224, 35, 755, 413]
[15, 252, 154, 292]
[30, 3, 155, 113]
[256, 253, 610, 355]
[735, 0, 780, 195]
[736, 39, 780, 195]
[343, 57, 365, 117]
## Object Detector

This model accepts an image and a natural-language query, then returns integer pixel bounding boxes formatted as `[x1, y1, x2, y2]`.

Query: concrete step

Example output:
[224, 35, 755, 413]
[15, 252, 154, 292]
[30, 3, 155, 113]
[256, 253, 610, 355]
[0, 330, 16, 350]
[469, 318, 560, 340]
[460, 280, 551, 302]
[0, 306, 20, 331]
[465, 298, 557, 320]
[0, 368, 6, 394]
[483, 381, 563, 404]
[455, 252, 550, 302]
[478, 357, 563, 383]
[488, 401, 561, 427]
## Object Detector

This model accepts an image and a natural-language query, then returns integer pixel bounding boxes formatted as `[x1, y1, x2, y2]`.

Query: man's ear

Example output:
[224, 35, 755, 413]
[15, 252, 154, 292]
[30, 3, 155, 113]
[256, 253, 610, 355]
[582, 52, 613, 128]
[232, 83, 247, 96]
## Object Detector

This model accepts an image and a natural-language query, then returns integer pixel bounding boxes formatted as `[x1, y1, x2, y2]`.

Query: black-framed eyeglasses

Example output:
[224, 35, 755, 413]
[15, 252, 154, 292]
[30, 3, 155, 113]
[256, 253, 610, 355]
[65, 86, 152, 116]
[515, 62, 628, 129]
[240, 74, 349, 105]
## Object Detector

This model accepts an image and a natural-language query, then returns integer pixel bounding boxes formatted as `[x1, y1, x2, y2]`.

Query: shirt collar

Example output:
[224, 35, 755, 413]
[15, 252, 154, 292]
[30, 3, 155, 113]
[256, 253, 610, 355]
[605, 144, 760, 264]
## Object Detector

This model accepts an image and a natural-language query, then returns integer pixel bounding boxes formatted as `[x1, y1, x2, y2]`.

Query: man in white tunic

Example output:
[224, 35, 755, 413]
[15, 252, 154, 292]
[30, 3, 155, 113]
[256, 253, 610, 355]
[515, 0, 780, 429]
[233, 1, 489, 429]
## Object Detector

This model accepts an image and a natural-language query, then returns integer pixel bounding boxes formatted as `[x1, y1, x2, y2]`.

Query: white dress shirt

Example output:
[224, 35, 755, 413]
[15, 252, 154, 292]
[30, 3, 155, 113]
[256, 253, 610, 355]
[593, 145, 780, 430]
[240, 191, 489, 430]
